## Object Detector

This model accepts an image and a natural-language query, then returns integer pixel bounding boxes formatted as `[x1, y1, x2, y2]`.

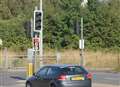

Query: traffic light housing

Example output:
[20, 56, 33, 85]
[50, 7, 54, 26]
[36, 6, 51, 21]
[34, 10, 42, 32]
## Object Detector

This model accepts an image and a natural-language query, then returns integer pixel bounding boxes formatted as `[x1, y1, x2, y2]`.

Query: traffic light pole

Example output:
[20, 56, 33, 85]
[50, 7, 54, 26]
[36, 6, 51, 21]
[40, 0, 42, 11]
[39, 0, 43, 67]
[32, 0, 43, 72]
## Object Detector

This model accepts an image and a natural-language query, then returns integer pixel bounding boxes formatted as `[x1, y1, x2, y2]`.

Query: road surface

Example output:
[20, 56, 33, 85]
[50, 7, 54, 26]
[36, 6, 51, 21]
[92, 71, 120, 87]
[93, 71, 120, 85]
[0, 69, 120, 87]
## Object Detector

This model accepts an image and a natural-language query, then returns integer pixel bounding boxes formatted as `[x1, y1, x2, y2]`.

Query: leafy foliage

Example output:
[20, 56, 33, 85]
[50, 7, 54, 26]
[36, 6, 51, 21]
[0, 0, 120, 50]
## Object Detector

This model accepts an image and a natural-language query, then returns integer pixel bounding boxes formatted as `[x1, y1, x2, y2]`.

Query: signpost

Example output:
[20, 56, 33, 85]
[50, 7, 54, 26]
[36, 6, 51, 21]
[80, 18, 84, 66]
[80, 0, 88, 66]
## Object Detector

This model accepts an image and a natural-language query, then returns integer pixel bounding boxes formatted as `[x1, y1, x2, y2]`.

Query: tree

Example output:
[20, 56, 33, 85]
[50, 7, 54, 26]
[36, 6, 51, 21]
[0, 0, 120, 50]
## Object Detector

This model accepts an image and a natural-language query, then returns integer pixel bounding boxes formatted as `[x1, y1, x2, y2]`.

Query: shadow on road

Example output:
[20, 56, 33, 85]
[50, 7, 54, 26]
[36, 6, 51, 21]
[10, 76, 26, 80]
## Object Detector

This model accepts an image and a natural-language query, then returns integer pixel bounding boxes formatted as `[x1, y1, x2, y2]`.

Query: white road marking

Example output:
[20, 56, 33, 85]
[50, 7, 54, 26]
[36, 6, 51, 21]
[93, 83, 118, 87]
[103, 78, 119, 81]
[16, 80, 26, 83]
[16, 80, 26, 87]
[18, 84, 25, 86]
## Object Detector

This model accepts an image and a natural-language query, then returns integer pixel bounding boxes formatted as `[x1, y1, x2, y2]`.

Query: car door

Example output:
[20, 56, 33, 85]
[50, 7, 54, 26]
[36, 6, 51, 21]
[32, 67, 49, 87]
[47, 67, 61, 85]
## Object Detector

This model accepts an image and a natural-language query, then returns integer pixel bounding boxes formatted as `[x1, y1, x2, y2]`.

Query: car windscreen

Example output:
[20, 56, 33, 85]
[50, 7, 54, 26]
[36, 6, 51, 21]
[61, 66, 88, 75]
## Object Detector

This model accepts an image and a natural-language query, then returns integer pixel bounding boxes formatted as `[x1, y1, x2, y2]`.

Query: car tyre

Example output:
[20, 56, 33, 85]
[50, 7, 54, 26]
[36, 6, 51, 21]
[50, 84, 56, 87]
[26, 83, 32, 87]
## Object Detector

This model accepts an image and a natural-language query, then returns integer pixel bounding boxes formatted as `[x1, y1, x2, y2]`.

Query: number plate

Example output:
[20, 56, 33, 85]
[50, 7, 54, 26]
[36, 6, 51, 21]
[71, 77, 84, 80]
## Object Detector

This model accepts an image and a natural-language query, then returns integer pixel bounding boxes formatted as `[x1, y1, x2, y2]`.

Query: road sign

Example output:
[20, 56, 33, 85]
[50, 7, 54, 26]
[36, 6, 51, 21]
[32, 34, 40, 50]
[79, 39, 84, 49]
[27, 49, 34, 61]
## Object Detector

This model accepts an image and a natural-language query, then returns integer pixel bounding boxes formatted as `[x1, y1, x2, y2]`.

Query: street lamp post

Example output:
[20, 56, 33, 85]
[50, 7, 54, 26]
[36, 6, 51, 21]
[79, 18, 84, 66]
[79, 0, 88, 66]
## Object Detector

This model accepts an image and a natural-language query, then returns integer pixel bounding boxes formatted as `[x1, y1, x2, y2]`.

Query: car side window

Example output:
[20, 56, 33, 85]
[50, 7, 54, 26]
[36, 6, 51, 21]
[36, 67, 48, 76]
[47, 67, 60, 77]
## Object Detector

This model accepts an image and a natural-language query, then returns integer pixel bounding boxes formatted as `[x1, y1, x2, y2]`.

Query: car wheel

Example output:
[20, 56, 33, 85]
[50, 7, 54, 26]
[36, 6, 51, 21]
[26, 83, 32, 87]
[50, 84, 56, 87]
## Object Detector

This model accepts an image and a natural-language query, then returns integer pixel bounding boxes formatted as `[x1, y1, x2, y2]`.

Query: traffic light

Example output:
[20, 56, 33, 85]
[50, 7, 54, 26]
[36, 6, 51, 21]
[34, 10, 42, 32]
[24, 21, 31, 38]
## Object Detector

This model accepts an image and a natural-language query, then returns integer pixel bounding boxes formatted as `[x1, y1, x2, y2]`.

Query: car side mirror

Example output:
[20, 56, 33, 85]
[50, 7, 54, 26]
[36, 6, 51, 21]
[33, 73, 36, 76]
[33, 73, 39, 77]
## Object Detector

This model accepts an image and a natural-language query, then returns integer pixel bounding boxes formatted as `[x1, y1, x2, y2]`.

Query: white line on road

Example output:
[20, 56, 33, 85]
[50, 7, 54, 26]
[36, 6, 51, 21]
[16, 80, 26, 83]
[93, 83, 119, 87]
[103, 78, 119, 81]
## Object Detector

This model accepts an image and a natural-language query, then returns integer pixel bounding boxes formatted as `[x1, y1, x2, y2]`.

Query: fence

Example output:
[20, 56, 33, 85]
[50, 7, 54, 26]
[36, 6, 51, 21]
[0, 49, 120, 70]
[0, 55, 58, 69]
[59, 50, 120, 70]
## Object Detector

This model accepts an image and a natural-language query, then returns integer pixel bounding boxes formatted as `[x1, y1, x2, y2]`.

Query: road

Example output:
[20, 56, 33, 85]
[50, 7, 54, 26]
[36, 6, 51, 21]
[93, 71, 120, 85]
[0, 69, 26, 87]
[92, 71, 120, 87]
[0, 69, 120, 87]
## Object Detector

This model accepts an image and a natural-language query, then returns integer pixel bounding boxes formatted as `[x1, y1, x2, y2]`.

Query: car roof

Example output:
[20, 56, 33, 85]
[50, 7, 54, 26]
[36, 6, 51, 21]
[45, 64, 82, 68]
